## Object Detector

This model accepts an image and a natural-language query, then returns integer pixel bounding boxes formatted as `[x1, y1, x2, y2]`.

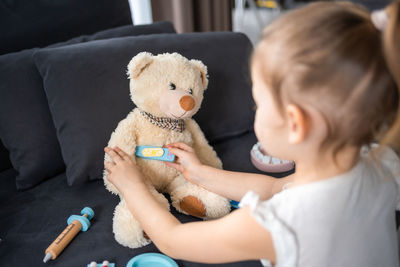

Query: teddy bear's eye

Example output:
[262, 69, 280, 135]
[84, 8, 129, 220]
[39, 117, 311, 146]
[188, 88, 193, 95]
[169, 83, 176, 90]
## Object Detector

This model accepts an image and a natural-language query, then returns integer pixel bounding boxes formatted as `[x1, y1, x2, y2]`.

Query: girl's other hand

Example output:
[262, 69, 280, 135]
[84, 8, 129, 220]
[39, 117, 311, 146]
[164, 143, 203, 184]
[104, 146, 144, 193]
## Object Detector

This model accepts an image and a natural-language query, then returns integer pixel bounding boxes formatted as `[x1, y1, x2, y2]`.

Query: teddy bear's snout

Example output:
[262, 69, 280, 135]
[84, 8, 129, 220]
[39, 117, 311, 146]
[179, 95, 195, 111]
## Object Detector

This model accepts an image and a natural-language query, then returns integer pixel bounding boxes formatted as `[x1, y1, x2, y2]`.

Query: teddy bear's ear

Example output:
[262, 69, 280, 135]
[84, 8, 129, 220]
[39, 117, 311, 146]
[190, 59, 209, 89]
[127, 52, 154, 79]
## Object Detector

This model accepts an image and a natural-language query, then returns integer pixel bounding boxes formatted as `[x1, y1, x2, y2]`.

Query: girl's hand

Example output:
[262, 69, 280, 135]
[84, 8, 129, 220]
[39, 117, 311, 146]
[164, 143, 203, 184]
[104, 146, 145, 194]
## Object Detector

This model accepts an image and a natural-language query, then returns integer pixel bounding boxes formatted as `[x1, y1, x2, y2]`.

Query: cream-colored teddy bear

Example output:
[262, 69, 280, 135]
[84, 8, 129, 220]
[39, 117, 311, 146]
[103, 52, 231, 249]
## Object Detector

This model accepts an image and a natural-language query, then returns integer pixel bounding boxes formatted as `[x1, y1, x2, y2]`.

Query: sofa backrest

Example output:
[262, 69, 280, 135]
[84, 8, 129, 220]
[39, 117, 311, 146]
[0, 0, 132, 55]
[32, 32, 254, 186]
[0, 22, 177, 188]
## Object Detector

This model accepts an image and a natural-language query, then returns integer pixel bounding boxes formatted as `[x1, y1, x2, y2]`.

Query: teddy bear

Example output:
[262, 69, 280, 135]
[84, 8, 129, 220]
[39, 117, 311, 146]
[103, 52, 231, 249]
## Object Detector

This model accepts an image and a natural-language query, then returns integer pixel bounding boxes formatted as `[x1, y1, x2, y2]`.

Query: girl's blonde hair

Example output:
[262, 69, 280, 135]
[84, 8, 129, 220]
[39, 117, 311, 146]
[252, 1, 400, 156]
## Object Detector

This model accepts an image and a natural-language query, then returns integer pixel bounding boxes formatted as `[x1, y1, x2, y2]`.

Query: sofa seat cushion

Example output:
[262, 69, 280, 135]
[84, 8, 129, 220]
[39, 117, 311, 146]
[0, 130, 267, 266]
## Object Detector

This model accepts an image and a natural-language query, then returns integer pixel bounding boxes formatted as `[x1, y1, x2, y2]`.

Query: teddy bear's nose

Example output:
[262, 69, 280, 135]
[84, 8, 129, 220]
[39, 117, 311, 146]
[179, 95, 195, 111]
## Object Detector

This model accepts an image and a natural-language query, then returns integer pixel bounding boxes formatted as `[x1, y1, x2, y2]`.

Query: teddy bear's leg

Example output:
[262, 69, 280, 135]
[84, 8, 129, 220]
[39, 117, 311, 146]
[113, 185, 170, 248]
[113, 199, 150, 248]
[168, 174, 231, 219]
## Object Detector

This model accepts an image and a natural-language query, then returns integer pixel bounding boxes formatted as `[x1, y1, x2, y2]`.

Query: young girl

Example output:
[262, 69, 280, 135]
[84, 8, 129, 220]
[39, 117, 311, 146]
[104, 1, 400, 266]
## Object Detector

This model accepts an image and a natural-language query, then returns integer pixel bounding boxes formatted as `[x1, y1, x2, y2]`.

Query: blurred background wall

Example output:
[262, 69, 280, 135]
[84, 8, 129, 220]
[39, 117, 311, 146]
[130, 0, 392, 45]
[147, 0, 391, 33]
[151, 0, 233, 32]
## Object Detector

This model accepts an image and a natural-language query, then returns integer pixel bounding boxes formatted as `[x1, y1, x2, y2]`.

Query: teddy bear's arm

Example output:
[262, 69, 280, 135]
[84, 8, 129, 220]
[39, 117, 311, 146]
[104, 112, 138, 194]
[106, 124, 137, 162]
[186, 119, 222, 170]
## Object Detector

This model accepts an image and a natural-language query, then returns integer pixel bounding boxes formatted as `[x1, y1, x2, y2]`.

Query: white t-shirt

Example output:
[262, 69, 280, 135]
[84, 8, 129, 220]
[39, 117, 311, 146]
[239, 145, 400, 267]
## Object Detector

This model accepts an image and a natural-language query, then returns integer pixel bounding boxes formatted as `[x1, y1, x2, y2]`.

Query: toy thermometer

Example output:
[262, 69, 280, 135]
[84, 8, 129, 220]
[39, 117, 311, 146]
[135, 146, 175, 162]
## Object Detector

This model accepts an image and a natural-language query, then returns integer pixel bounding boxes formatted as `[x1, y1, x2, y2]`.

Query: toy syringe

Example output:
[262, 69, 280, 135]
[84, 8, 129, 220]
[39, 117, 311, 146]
[43, 207, 94, 263]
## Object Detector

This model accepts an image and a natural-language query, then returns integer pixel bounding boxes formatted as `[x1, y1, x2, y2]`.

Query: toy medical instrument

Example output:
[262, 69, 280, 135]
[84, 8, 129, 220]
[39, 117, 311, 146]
[43, 207, 94, 263]
[250, 142, 295, 173]
[88, 260, 115, 267]
[135, 146, 175, 162]
[126, 253, 178, 267]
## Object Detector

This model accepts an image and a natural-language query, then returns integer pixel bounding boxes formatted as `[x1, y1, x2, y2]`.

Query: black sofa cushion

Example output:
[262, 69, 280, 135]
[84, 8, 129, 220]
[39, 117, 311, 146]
[46, 22, 176, 48]
[0, 49, 65, 190]
[0, 131, 264, 267]
[0, 22, 176, 190]
[33, 32, 255, 186]
[0, 140, 11, 172]
[0, 0, 132, 55]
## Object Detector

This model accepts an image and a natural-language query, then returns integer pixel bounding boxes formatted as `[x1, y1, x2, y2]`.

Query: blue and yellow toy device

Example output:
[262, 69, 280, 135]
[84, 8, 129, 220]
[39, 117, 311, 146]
[135, 146, 175, 162]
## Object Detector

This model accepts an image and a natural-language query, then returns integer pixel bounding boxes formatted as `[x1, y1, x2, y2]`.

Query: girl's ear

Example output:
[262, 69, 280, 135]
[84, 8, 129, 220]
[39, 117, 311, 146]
[127, 52, 154, 79]
[286, 104, 307, 144]
[190, 59, 209, 89]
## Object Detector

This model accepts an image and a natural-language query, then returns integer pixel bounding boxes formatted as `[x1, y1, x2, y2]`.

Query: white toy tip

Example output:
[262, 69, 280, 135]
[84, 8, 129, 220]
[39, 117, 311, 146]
[43, 253, 52, 263]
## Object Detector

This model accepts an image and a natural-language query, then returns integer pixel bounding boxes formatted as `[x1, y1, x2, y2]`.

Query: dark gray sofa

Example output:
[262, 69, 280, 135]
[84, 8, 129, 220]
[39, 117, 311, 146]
[0, 1, 293, 266]
[1, 131, 282, 267]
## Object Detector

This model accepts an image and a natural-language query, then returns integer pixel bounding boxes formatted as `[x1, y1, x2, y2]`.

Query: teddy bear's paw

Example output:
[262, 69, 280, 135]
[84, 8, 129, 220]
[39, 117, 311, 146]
[177, 194, 231, 219]
[170, 179, 231, 219]
[113, 202, 151, 248]
[201, 194, 231, 219]
[113, 228, 151, 249]
[179, 195, 207, 218]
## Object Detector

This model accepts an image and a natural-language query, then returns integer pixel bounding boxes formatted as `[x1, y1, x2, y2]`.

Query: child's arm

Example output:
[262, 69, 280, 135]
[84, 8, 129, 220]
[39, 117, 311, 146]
[104, 146, 276, 264]
[165, 142, 293, 201]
